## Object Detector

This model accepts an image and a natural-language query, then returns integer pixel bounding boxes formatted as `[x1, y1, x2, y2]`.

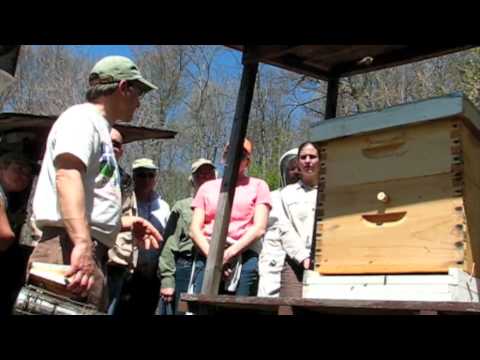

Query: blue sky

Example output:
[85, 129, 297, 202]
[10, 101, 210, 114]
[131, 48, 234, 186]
[67, 45, 134, 59]
[67, 45, 242, 75]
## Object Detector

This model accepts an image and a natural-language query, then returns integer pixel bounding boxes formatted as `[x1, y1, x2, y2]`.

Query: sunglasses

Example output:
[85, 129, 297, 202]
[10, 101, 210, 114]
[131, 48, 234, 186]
[112, 140, 123, 149]
[10, 163, 33, 177]
[127, 81, 146, 99]
[134, 171, 156, 179]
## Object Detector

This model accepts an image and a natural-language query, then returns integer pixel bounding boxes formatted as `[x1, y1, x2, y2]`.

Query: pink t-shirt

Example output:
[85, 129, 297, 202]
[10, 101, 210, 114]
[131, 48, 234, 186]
[192, 176, 271, 244]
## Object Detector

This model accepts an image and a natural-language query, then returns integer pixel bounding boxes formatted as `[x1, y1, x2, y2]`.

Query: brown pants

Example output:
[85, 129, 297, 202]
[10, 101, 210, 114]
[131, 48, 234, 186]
[27, 228, 109, 312]
[279, 256, 304, 298]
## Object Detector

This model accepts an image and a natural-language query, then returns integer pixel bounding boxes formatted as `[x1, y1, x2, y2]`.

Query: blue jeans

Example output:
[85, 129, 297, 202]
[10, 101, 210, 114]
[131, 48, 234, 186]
[192, 250, 259, 296]
[107, 265, 129, 315]
[157, 257, 193, 315]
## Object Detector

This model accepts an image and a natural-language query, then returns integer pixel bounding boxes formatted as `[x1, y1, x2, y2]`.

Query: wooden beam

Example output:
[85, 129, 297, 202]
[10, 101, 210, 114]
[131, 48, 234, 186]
[325, 78, 339, 119]
[242, 49, 331, 81]
[309, 77, 339, 270]
[180, 293, 480, 315]
[200, 48, 259, 296]
[331, 46, 473, 78]
[228, 45, 474, 81]
[243, 45, 302, 61]
[0, 113, 177, 144]
[269, 54, 331, 81]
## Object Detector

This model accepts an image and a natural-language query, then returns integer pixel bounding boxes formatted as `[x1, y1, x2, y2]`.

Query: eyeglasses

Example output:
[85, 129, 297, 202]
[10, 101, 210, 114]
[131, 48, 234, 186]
[134, 171, 156, 179]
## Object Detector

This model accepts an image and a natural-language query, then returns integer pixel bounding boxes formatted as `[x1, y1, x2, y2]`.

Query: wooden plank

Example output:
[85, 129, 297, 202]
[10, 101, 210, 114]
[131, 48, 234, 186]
[0, 113, 177, 144]
[271, 54, 332, 80]
[331, 46, 473, 78]
[226, 46, 473, 82]
[306, 45, 392, 64]
[179, 293, 480, 314]
[321, 119, 454, 188]
[201, 51, 259, 296]
[325, 78, 339, 119]
[304, 285, 454, 302]
[304, 271, 387, 285]
[310, 78, 339, 270]
[310, 94, 480, 144]
[304, 269, 480, 303]
[461, 124, 480, 277]
[316, 173, 464, 274]
[242, 46, 301, 61]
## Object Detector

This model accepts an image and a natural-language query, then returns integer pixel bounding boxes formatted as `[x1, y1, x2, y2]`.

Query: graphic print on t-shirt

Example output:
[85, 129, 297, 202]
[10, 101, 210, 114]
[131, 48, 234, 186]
[96, 142, 119, 187]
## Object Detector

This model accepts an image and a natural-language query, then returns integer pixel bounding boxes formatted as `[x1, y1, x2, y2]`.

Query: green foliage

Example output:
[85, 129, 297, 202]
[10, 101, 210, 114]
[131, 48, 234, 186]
[248, 161, 280, 191]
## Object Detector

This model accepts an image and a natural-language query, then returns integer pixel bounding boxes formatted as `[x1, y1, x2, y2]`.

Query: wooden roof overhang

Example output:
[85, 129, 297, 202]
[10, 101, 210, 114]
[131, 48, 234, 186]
[0, 113, 177, 144]
[0, 45, 21, 76]
[228, 45, 474, 80]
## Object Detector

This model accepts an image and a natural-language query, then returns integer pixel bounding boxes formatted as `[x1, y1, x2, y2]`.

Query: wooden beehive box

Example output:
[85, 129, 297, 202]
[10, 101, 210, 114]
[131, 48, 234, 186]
[310, 93, 480, 276]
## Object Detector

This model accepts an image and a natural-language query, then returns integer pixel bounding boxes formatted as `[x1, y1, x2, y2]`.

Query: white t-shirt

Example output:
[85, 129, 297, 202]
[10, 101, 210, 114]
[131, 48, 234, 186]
[33, 103, 122, 247]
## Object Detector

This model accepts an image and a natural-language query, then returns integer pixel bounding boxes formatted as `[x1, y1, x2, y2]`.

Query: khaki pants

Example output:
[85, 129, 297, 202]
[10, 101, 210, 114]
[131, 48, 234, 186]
[27, 228, 109, 312]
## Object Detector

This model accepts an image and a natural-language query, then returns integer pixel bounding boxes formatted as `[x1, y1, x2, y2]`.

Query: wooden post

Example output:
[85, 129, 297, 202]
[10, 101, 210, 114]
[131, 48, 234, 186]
[325, 78, 339, 119]
[200, 49, 259, 297]
[309, 77, 339, 270]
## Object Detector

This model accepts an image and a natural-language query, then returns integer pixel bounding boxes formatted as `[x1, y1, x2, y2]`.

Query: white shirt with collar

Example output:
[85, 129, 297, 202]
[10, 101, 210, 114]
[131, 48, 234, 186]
[278, 181, 317, 265]
[136, 191, 170, 275]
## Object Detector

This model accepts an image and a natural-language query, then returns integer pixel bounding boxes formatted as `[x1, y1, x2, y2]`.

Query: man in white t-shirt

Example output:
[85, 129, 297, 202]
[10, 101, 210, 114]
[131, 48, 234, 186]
[29, 56, 163, 311]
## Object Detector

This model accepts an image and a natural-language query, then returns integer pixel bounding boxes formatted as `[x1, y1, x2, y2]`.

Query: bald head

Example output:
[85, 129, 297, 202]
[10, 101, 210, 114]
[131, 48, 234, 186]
[111, 128, 124, 160]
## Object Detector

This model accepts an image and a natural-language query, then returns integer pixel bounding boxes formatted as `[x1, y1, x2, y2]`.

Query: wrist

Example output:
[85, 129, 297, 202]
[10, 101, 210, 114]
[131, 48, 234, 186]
[71, 236, 93, 247]
[199, 236, 210, 256]
[228, 243, 242, 257]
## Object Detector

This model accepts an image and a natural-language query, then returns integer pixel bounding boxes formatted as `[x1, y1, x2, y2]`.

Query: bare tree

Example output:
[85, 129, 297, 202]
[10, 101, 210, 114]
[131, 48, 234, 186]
[5, 45, 92, 115]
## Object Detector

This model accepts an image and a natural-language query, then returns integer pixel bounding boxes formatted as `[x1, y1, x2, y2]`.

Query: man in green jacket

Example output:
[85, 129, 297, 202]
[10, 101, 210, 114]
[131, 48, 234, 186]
[157, 158, 215, 315]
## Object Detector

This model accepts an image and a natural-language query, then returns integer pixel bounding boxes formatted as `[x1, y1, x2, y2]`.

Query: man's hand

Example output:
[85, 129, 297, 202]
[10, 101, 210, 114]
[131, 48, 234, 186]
[65, 242, 95, 296]
[55, 153, 93, 297]
[160, 287, 175, 303]
[123, 216, 163, 249]
[132, 217, 162, 249]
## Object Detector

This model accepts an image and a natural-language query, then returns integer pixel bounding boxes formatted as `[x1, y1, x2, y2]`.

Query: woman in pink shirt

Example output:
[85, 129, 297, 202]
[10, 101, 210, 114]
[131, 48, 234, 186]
[190, 138, 271, 296]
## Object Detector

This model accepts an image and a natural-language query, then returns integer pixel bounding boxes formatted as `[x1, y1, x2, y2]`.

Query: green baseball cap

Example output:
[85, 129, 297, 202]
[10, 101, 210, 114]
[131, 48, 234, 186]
[89, 56, 158, 94]
[132, 158, 158, 171]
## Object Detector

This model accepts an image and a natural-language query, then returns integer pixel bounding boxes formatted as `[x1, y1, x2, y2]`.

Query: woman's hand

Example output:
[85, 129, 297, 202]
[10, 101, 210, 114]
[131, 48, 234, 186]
[223, 246, 237, 265]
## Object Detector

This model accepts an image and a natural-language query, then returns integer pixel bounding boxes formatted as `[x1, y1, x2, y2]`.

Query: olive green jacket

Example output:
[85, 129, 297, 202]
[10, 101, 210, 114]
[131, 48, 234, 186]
[158, 197, 194, 289]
